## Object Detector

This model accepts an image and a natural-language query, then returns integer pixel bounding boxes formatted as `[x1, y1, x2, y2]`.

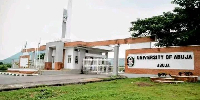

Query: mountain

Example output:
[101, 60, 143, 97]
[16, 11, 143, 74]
[0, 51, 45, 64]
[0, 52, 23, 64]
[0, 51, 125, 66]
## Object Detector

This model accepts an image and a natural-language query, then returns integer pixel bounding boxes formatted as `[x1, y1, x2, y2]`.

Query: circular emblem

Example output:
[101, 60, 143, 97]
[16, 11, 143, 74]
[127, 56, 134, 67]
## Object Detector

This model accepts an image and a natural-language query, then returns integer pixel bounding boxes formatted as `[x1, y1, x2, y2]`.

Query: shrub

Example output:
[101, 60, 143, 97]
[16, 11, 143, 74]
[5, 64, 12, 68]
[0, 65, 8, 70]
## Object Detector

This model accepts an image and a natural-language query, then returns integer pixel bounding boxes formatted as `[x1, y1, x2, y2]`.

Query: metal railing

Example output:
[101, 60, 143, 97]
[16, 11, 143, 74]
[83, 58, 112, 74]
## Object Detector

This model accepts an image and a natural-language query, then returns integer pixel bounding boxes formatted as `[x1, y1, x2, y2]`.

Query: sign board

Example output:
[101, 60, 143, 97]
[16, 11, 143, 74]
[127, 52, 194, 70]
[20, 58, 28, 68]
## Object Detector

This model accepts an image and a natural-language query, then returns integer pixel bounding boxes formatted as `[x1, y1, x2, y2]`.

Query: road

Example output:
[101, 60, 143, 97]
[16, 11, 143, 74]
[0, 74, 109, 85]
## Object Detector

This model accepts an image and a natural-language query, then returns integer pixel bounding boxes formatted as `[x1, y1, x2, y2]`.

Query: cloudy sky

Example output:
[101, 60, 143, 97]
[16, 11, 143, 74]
[0, 0, 176, 60]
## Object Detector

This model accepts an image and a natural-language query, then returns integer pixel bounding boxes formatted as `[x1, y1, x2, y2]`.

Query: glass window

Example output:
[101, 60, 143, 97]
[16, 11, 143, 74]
[52, 56, 54, 63]
[75, 56, 78, 64]
[68, 55, 71, 63]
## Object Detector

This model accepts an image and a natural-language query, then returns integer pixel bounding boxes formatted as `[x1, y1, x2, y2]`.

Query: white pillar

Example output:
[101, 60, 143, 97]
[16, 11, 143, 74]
[96, 59, 99, 74]
[113, 45, 119, 76]
[35, 48, 37, 68]
[105, 52, 109, 73]
[12, 59, 15, 68]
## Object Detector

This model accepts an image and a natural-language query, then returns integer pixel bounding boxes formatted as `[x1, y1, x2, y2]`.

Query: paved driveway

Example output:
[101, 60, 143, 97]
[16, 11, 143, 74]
[0, 74, 110, 85]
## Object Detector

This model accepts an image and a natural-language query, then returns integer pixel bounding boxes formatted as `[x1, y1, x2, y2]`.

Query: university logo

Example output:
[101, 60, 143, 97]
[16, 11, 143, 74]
[127, 56, 134, 67]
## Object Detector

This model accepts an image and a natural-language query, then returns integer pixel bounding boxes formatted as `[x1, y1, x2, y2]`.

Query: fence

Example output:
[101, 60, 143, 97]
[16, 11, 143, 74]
[12, 59, 20, 69]
[29, 59, 45, 70]
[83, 58, 113, 74]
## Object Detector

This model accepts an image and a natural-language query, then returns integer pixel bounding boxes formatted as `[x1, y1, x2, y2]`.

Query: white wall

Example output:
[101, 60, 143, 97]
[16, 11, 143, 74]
[129, 42, 160, 49]
[64, 47, 107, 69]
[74, 49, 86, 69]
[127, 52, 194, 70]
[64, 47, 74, 69]
[130, 42, 151, 49]
[20, 58, 28, 68]
[52, 49, 56, 69]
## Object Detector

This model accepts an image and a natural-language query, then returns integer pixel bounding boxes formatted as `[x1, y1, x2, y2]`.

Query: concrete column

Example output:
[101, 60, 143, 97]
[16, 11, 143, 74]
[31, 52, 35, 60]
[105, 52, 109, 73]
[31, 52, 35, 67]
[78, 49, 85, 69]
[113, 45, 119, 76]
[12, 59, 14, 68]
[105, 52, 108, 58]
[45, 47, 53, 62]
[77, 49, 81, 69]
[44, 47, 53, 70]
[55, 43, 64, 70]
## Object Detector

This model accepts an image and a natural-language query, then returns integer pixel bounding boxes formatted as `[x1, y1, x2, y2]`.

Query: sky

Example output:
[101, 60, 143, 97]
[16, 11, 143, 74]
[0, 0, 176, 60]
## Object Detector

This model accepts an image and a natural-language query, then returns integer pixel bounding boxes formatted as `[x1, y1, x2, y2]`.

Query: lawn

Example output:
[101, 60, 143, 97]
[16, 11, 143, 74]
[0, 78, 200, 100]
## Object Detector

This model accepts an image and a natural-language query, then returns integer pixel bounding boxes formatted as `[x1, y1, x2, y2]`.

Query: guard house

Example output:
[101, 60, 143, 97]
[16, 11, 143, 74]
[44, 41, 113, 70]
[21, 36, 154, 71]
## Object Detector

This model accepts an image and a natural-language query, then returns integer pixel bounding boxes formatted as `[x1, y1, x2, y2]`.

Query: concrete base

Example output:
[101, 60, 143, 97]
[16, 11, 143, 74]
[150, 77, 175, 82]
[40, 69, 81, 75]
[7, 68, 38, 74]
[45, 62, 52, 70]
[171, 75, 198, 82]
[55, 62, 63, 70]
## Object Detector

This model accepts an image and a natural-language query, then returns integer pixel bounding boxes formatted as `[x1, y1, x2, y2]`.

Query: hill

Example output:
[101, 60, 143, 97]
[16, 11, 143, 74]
[0, 51, 125, 66]
[0, 51, 45, 64]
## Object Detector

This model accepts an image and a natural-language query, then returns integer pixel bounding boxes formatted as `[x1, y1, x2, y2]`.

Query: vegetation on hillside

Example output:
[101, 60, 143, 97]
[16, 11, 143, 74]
[0, 62, 12, 71]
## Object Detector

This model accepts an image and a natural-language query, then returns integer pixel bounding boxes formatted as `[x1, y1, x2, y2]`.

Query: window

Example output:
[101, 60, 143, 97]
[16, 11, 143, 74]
[68, 55, 71, 63]
[86, 50, 88, 53]
[52, 56, 54, 63]
[75, 56, 78, 64]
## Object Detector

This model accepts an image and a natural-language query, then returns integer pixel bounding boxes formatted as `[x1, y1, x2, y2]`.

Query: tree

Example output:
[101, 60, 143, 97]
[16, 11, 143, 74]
[38, 53, 45, 59]
[130, 0, 200, 47]
[0, 62, 3, 65]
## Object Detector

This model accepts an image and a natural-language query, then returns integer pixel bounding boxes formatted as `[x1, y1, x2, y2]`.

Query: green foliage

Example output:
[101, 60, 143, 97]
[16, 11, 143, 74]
[0, 63, 12, 71]
[0, 78, 200, 100]
[130, 0, 200, 46]
[37, 53, 45, 60]
[34, 89, 56, 99]
[4, 64, 12, 68]
[0, 65, 8, 70]
[0, 62, 3, 65]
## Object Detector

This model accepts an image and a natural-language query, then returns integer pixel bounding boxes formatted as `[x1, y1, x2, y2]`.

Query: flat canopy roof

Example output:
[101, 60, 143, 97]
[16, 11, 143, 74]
[72, 46, 113, 52]
[22, 36, 155, 52]
[64, 36, 155, 47]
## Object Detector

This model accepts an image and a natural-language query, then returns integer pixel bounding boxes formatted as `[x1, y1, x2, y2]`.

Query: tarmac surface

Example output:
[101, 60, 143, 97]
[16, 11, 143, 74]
[0, 74, 110, 91]
[0, 74, 110, 84]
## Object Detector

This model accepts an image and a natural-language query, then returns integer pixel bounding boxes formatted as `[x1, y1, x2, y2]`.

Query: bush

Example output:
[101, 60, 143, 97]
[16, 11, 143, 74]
[4, 64, 12, 68]
[0, 65, 8, 70]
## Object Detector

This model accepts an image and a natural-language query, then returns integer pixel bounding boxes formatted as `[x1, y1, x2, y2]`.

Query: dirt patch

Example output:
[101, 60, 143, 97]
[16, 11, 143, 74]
[135, 82, 153, 87]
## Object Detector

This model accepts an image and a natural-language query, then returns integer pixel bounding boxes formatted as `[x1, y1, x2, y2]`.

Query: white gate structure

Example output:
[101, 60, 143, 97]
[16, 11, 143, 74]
[83, 58, 112, 74]
[30, 59, 45, 70]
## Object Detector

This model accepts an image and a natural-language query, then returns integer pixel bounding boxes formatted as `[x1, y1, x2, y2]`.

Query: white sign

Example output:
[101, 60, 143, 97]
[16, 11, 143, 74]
[20, 58, 28, 68]
[127, 52, 194, 70]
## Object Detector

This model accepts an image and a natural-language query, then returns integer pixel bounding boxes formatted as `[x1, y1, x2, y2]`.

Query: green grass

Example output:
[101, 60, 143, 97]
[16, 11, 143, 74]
[0, 78, 200, 100]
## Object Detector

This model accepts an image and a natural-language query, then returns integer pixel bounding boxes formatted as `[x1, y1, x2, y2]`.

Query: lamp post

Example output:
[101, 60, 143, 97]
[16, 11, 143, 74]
[38, 38, 41, 69]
